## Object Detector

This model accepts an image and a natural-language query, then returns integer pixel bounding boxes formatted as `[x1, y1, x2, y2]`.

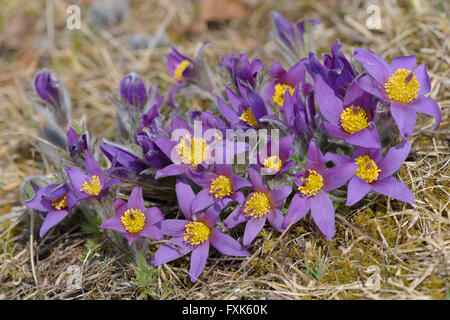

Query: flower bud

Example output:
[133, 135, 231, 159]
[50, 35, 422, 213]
[119, 72, 147, 108]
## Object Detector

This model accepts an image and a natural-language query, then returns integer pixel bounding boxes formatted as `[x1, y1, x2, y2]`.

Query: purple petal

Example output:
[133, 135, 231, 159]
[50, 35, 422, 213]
[310, 191, 335, 239]
[414, 64, 431, 95]
[324, 153, 353, 166]
[160, 219, 189, 237]
[100, 217, 126, 233]
[248, 165, 267, 192]
[127, 187, 145, 212]
[390, 103, 417, 138]
[390, 55, 416, 74]
[144, 207, 165, 225]
[267, 209, 284, 232]
[346, 176, 372, 206]
[191, 188, 215, 213]
[150, 236, 192, 266]
[210, 229, 249, 257]
[176, 177, 195, 219]
[315, 76, 344, 125]
[356, 74, 387, 101]
[269, 186, 292, 207]
[189, 241, 209, 283]
[231, 174, 251, 191]
[323, 163, 358, 192]
[155, 164, 185, 179]
[65, 167, 88, 196]
[114, 198, 127, 218]
[39, 211, 69, 237]
[85, 151, 105, 182]
[353, 49, 390, 84]
[223, 205, 247, 229]
[378, 140, 411, 180]
[306, 139, 326, 173]
[322, 122, 349, 139]
[371, 177, 414, 204]
[410, 96, 441, 130]
[344, 125, 381, 149]
[140, 224, 163, 240]
[283, 194, 310, 229]
[243, 217, 266, 247]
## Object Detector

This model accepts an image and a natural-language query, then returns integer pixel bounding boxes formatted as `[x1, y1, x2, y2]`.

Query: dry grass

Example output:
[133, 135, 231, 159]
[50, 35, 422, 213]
[0, 0, 448, 300]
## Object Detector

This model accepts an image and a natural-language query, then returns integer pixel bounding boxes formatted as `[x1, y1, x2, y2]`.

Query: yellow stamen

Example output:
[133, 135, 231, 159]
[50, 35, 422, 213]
[298, 169, 324, 196]
[184, 221, 210, 245]
[209, 175, 233, 199]
[340, 105, 369, 134]
[239, 108, 259, 127]
[263, 155, 282, 172]
[385, 68, 419, 103]
[80, 175, 103, 195]
[273, 83, 294, 107]
[354, 155, 381, 184]
[176, 134, 209, 167]
[51, 194, 68, 210]
[174, 60, 191, 82]
[244, 192, 271, 218]
[120, 208, 146, 234]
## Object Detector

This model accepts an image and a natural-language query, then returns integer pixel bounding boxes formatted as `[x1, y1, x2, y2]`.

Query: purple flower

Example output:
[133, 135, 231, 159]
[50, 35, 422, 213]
[189, 164, 251, 213]
[305, 40, 355, 98]
[283, 139, 356, 239]
[23, 184, 79, 237]
[100, 187, 164, 244]
[256, 134, 296, 176]
[262, 60, 307, 108]
[221, 53, 264, 88]
[270, 11, 320, 63]
[34, 70, 60, 107]
[325, 140, 414, 206]
[315, 76, 381, 149]
[67, 127, 88, 160]
[66, 151, 121, 201]
[151, 178, 249, 283]
[166, 45, 196, 83]
[224, 165, 292, 247]
[136, 135, 172, 170]
[119, 72, 148, 108]
[353, 49, 441, 138]
[217, 86, 270, 129]
[100, 141, 148, 177]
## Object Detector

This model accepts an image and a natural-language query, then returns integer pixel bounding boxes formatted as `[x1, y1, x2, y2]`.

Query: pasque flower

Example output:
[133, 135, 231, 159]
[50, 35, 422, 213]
[325, 140, 414, 206]
[66, 151, 121, 201]
[119, 72, 147, 108]
[283, 139, 356, 239]
[151, 178, 249, 282]
[315, 76, 381, 149]
[224, 165, 292, 246]
[221, 53, 264, 88]
[100, 187, 164, 243]
[67, 127, 88, 160]
[256, 134, 296, 176]
[24, 183, 79, 237]
[353, 49, 441, 138]
[262, 60, 307, 108]
[189, 164, 251, 213]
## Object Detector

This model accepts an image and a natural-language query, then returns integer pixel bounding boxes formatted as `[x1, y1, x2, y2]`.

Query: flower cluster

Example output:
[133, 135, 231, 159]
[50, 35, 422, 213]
[22, 12, 441, 283]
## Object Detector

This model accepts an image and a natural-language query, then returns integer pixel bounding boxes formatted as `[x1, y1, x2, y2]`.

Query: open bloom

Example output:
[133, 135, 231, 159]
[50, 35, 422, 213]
[353, 49, 441, 138]
[189, 164, 251, 213]
[256, 134, 296, 176]
[262, 60, 306, 108]
[325, 140, 414, 206]
[221, 53, 264, 88]
[217, 86, 270, 129]
[151, 178, 249, 282]
[315, 76, 381, 149]
[24, 183, 79, 237]
[283, 139, 356, 239]
[66, 151, 121, 201]
[100, 187, 164, 243]
[224, 165, 292, 246]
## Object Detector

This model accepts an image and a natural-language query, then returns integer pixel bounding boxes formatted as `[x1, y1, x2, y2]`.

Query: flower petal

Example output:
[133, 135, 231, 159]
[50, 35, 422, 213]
[371, 177, 414, 204]
[390, 55, 416, 74]
[127, 187, 145, 211]
[414, 64, 431, 95]
[283, 194, 310, 229]
[346, 176, 372, 206]
[210, 229, 249, 257]
[267, 209, 284, 232]
[390, 103, 417, 138]
[410, 96, 441, 130]
[306, 139, 326, 173]
[269, 186, 292, 207]
[189, 241, 209, 283]
[140, 224, 163, 240]
[176, 177, 195, 219]
[314, 76, 344, 125]
[155, 164, 186, 179]
[353, 49, 390, 84]
[323, 163, 358, 192]
[223, 205, 247, 229]
[191, 188, 215, 213]
[344, 125, 381, 149]
[243, 217, 266, 247]
[310, 191, 335, 239]
[160, 219, 189, 237]
[39, 211, 69, 237]
[150, 236, 192, 266]
[378, 140, 411, 180]
[100, 217, 126, 233]
[144, 207, 165, 225]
